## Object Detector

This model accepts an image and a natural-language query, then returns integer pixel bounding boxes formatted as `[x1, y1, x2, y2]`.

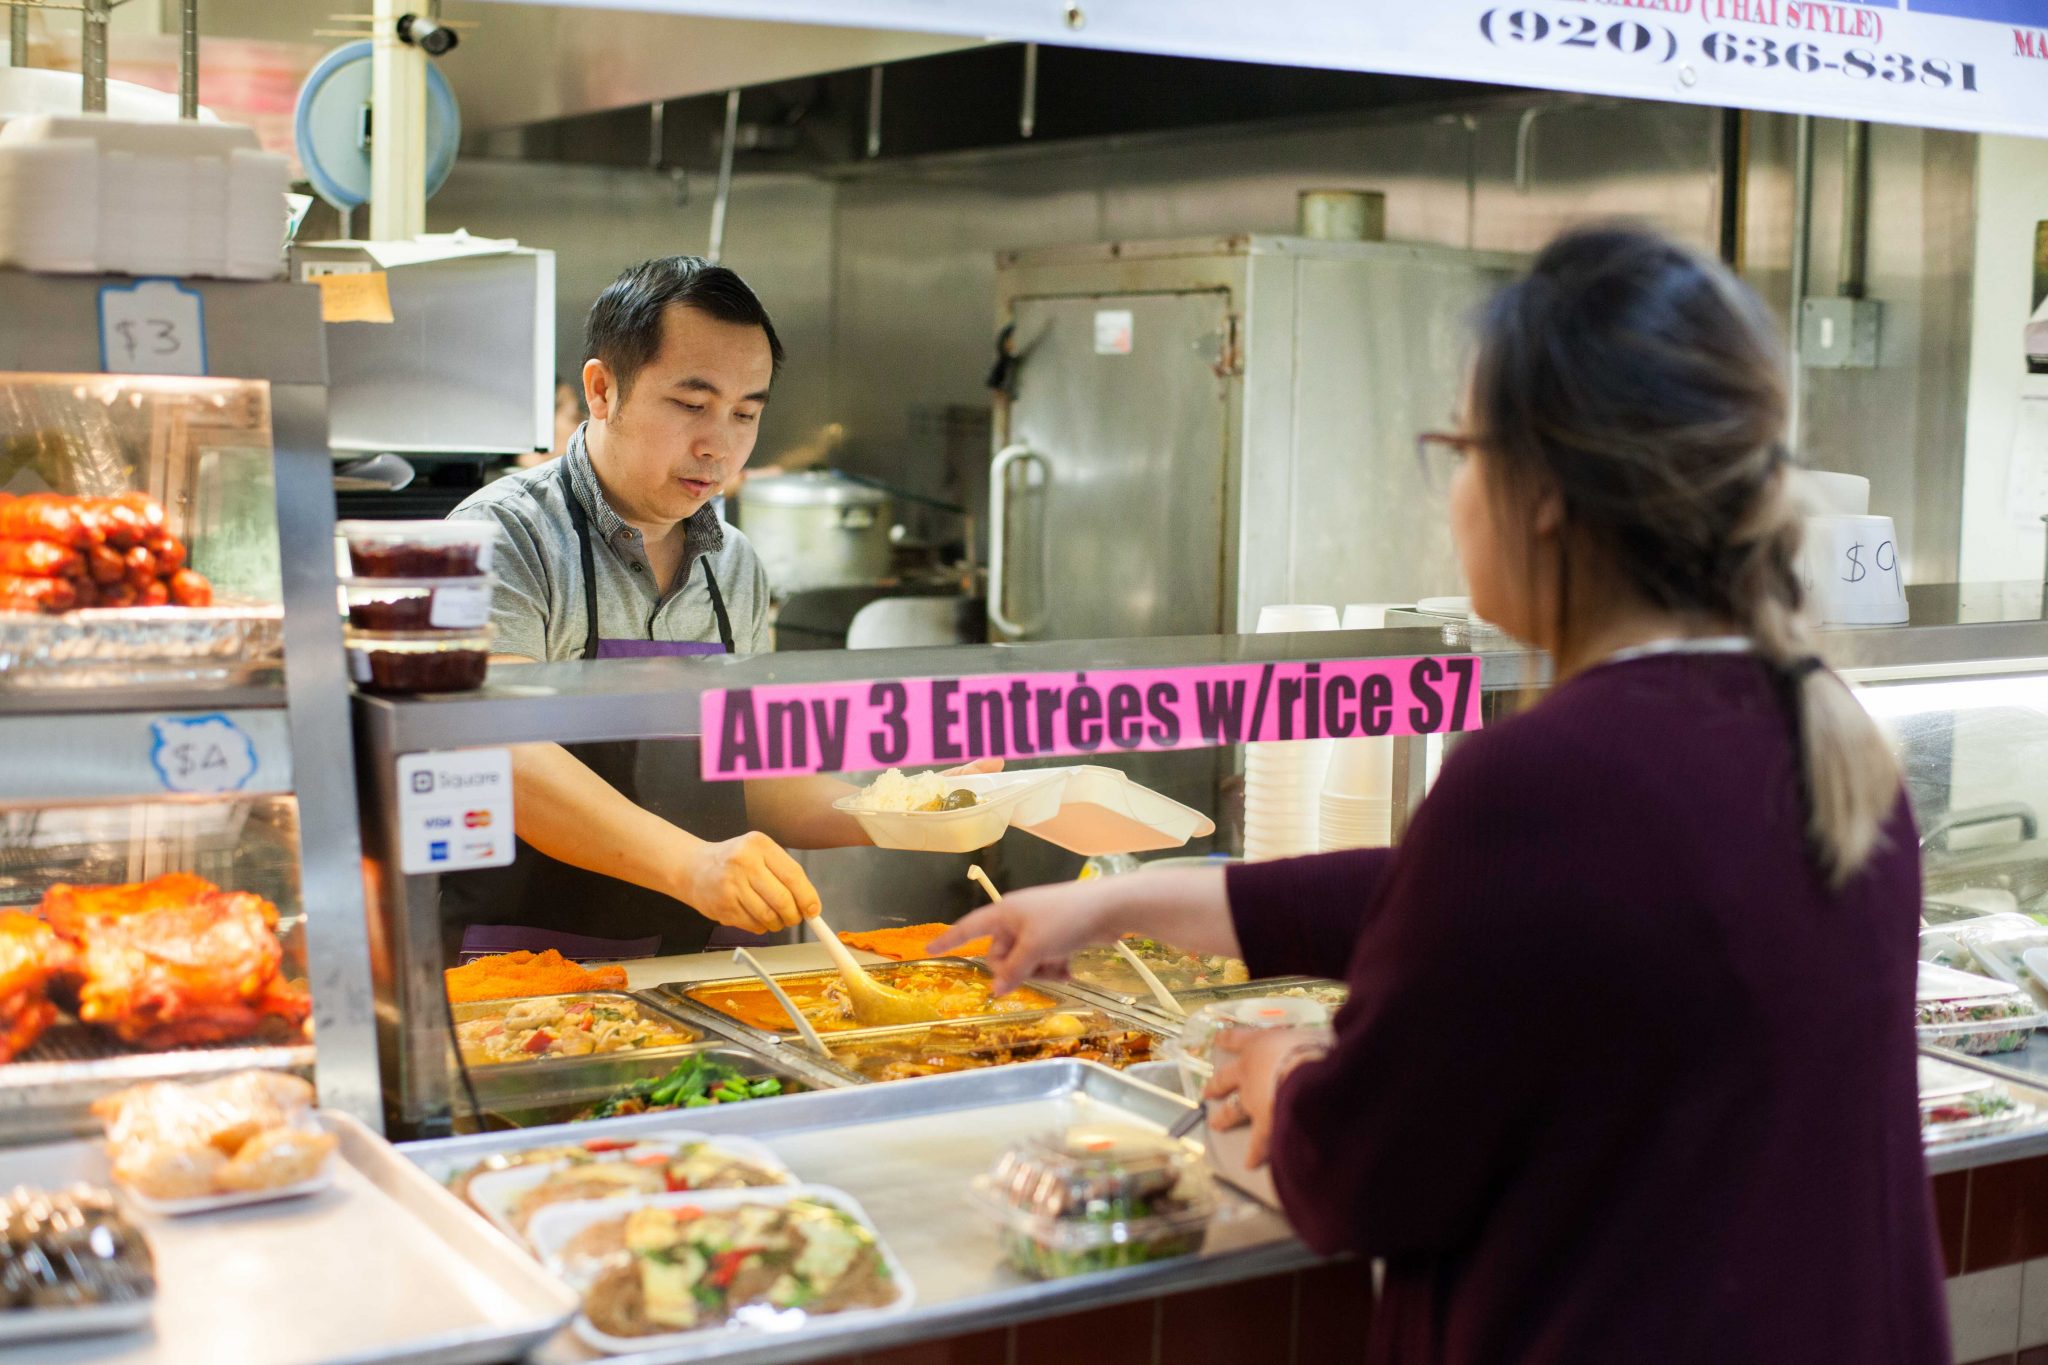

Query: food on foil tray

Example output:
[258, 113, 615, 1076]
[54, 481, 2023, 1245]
[972, 1124, 1216, 1280]
[36, 873, 310, 1049]
[849, 769, 978, 814]
[827, 1011, 1157, 1083]
[1066, 937, 1250, 996]
[506, 1143, 789, 1235]
[577, 1056, 790, 1121]
[92, 1071, 336, 1202]
[0, 493, 211, 612]
[686, 961, 1053, 1036]
[571, 1196, 902, 1337]
[0, 912, 74, 1062]
[445, 950, 629, 1005]
[455, 995, 695, 1066]
[0, 1186, 154, 1309]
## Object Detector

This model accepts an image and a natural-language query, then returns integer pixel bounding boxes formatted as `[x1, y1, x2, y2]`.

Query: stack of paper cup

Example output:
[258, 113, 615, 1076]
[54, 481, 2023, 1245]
[1244, 604, 1338, 861]
[1321, 604, 1396, 851]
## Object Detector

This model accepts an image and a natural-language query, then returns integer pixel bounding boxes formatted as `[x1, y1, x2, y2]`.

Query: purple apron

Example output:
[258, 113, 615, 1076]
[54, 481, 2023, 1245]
[440, 464, 750, 962]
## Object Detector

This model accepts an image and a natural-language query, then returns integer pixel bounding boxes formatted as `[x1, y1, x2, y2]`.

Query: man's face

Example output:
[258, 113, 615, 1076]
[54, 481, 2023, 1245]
[585, 304, 774, 525]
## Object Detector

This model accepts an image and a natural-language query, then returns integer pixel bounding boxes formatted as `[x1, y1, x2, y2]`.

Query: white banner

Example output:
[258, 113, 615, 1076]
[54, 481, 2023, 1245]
[476, 0, 2048, 139]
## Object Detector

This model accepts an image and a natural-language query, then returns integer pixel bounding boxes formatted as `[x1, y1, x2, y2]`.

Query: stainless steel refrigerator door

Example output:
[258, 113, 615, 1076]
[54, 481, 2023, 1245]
[996, 289, 1231, 642]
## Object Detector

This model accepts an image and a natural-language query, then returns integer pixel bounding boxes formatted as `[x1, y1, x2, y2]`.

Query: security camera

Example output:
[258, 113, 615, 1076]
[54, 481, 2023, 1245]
[397, 14, 458, 56]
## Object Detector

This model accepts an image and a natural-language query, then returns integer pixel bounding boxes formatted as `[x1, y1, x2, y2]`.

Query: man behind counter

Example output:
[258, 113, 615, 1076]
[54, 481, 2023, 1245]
[446, 257, 975, 957]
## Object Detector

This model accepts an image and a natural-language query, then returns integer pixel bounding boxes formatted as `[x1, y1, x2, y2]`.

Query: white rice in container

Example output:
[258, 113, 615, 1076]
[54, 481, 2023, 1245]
[851, 768, 951, 813]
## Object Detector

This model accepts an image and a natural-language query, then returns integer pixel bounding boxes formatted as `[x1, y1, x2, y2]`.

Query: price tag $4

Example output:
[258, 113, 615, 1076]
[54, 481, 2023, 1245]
[149, 715, 257, 794]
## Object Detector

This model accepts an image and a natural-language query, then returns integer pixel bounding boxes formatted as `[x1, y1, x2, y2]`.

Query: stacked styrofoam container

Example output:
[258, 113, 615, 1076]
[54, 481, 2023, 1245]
[0, 114, 287, 280]
[1320, 603, 1396, 852]
[1243, 604, 1337, 861]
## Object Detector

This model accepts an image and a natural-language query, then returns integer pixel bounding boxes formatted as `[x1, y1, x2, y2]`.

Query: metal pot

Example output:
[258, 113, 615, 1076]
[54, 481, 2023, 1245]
[736, 471, 893, 594]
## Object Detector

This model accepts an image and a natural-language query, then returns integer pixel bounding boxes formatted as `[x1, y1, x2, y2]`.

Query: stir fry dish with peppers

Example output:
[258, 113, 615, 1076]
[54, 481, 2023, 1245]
[508, 1142, 790, 1235]
[454, 995, 696, 1066]
[576, 1056, 791, 1122]
[574, 1198, 901, 1337]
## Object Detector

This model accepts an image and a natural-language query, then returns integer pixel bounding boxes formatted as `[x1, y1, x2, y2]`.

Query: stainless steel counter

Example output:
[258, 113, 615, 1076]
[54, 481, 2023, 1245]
[405, 1061, 1314, 1365]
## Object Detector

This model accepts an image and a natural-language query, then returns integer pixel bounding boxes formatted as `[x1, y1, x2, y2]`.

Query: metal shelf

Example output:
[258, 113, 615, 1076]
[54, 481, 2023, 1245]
[0, 707, 293, 804]
[0, 270, 325, 384]
[0, 676, 286, 716]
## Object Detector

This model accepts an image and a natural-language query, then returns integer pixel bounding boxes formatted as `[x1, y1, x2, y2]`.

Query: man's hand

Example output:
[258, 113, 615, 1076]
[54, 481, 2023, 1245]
[673, 831, 822, 934]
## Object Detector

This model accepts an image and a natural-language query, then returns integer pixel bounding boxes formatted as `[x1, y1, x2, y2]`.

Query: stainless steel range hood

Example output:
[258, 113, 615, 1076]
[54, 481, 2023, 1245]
[189, 0, 981, 132]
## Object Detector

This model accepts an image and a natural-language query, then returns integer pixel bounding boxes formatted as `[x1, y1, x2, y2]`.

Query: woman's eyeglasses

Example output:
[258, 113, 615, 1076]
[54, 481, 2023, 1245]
[1416, 431, 1479, 496]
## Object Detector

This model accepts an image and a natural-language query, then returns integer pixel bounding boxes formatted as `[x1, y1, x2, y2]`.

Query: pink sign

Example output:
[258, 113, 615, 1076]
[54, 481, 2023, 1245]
[701, 656, 1482, 780]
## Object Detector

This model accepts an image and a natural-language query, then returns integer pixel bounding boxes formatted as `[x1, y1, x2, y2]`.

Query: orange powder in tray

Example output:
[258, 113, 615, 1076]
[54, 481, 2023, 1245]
[445, 949, 628, 1004]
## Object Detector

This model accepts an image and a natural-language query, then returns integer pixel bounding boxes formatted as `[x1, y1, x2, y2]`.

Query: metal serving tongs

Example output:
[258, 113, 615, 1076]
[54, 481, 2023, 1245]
[966, 864, 1185, 1019]
[732, 947, 831, 1058]
[807, 915, 943, 1028]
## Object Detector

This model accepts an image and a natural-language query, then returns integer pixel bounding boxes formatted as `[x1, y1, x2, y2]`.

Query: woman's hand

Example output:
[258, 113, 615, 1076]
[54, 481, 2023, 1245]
[1205, 1029, 1330, 1168]
[928, 878, 1119, 996]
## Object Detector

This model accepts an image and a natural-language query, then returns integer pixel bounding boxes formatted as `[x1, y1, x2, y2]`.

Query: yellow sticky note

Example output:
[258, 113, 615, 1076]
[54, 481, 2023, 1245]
[313, 270, 395, 324]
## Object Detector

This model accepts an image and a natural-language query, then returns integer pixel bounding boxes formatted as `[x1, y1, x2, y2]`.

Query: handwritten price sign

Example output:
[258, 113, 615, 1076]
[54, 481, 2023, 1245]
[702, 657, 1483, 781]
[98, 279, 207, 378]
[148, 714, 258, 794]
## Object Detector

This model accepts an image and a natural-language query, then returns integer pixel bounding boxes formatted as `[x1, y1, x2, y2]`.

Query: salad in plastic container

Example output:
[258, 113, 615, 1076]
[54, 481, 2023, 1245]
[1919, 1055, 2036, 1146]
[1916, 962, 2047, 1055]
[970, 1123, 1220, 1280]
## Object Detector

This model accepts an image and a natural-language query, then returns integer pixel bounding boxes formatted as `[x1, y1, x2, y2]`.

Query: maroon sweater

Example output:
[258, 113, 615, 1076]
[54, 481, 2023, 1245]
[1227, 652, 1946, 1365]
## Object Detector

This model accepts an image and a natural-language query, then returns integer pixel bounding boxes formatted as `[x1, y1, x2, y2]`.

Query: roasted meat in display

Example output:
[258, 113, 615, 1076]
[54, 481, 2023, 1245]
[33, 873, 310, 1051]
[0, 912, 73, 1062]
[0, 492, 210, 613]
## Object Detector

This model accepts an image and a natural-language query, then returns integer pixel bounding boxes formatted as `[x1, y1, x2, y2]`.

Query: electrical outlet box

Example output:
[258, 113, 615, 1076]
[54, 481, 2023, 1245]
[1801, 297, 1883, 369]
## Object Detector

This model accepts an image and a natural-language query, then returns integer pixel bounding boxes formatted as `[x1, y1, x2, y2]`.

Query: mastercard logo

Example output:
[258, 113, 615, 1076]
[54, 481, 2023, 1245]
[463, 809, 492, 829]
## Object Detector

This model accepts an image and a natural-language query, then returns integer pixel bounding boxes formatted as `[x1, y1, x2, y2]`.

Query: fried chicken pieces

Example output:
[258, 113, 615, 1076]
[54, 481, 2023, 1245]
[93, 1071, 335, 1201]
[0, 873, 311, 1061]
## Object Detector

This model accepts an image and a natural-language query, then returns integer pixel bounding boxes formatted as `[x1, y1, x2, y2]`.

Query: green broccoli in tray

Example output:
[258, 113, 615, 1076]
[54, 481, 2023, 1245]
[576, 1056, 788, 1122]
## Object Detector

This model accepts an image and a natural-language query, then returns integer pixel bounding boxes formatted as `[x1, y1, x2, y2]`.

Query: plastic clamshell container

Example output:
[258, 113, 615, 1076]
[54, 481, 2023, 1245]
[338, 519, 496, 578]
[525, 1183, 915, 1355]
[1165, 995, 1335, 1094]
[1919, 1055, 2035, 1144]
[122, 1169, 333, 1218]
[464, 1133, 792, 1247]
[1946, 919, 2048, 1008]
[1012, 766, 1217, 856]
[346, 626, 493, 694]
[834, 771, 1067, 854]
[970, 1123, 1219, 1280]
[342, 575, 494, 632]
[1916, 962, 2047, 1055]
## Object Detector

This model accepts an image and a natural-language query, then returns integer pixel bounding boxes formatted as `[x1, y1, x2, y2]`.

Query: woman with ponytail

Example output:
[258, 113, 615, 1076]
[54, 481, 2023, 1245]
[935, 225, 1945, 1363]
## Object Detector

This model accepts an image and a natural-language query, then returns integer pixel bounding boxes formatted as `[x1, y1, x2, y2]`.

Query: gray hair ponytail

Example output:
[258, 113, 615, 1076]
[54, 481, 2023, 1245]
[1471, 225, 1899, 887]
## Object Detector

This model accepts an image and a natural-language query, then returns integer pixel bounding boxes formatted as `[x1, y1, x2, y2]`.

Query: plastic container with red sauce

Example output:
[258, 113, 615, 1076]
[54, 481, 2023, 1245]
[347, 627, 493, 694]
[338, 521, 495, 579]
[342, 576, 494, 633]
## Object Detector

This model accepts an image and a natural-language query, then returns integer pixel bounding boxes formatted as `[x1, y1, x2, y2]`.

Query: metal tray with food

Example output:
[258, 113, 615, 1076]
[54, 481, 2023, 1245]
[451, 992, 701, 1069]
[655, 960, 1070, 1045]
[402, 1061, 1305, 1365]
[458, 1044, 837, 1132]
[0, 605, 282, 689]
[0, 1109, 576, 1365]
[1062, 938, 1252, 1002]
[815, 1009, 1168, 1086]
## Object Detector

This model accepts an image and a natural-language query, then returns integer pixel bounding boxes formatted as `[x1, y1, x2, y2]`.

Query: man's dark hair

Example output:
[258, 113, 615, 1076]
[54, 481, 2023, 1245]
[584, 255, 784, 397]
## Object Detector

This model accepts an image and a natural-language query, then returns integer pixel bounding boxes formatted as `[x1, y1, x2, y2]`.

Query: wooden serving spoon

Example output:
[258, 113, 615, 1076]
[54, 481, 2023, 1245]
[807, 915, 943, 1027]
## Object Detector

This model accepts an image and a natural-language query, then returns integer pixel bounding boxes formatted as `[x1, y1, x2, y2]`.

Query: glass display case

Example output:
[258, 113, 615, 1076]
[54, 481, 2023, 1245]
[0, 270, 378, 1138]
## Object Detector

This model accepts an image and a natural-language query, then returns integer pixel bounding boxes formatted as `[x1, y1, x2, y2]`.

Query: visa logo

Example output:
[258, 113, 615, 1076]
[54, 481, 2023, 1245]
[424, 815, 453, 830]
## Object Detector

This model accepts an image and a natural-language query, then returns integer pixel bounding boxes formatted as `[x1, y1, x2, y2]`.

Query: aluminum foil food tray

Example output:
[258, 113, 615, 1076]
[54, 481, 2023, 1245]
[0, 605, 284, 688]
